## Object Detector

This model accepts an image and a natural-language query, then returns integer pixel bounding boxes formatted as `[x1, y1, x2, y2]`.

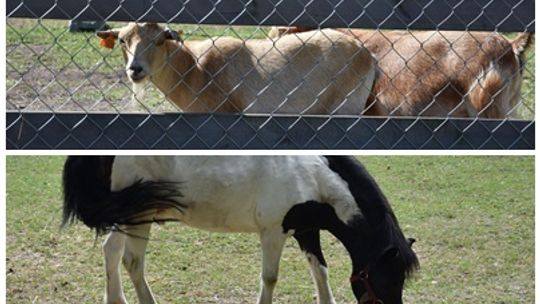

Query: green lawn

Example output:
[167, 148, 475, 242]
[6, 156, 534, 303]
[6, 19, 535, 118]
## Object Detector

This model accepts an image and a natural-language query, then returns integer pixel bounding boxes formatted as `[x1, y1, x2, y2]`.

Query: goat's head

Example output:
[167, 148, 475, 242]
[97, 23, 181, 84]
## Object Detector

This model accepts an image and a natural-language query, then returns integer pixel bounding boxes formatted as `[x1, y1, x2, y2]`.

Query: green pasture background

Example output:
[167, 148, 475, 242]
[6, 156, 534, 303]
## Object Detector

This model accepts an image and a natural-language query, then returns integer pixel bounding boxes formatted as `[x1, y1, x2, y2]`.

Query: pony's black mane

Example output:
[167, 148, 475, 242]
[324, 156, 419, 277]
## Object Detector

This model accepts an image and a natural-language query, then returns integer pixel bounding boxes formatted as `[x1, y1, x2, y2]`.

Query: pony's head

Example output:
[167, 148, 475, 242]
[322, 156, 420, 303]
[350, 220, 418, 304]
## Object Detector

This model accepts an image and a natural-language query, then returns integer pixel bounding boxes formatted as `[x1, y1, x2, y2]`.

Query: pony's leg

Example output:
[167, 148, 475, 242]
[103, 231, 128, 304]
[294, 230, 336, 304]
[258, 229, 288, 304]
[122, 224, 156, 304]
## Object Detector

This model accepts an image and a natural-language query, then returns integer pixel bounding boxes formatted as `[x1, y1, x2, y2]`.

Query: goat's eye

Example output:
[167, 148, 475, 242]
[119, 38, 126, 45]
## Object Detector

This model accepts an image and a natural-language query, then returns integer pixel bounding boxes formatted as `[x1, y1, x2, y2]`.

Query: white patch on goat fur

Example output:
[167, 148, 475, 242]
[130, 81, 146, 110]
[469, 61, 496, 94]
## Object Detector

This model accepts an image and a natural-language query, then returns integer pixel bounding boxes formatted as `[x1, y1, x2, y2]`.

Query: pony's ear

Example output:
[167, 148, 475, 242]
[407, 238, 416, 247]
[381, 247, 400, 261]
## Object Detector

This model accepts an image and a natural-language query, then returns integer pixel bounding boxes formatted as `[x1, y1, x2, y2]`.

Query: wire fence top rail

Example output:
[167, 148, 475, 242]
[7, 0, 535, 31]
[7, 112, 534, 149]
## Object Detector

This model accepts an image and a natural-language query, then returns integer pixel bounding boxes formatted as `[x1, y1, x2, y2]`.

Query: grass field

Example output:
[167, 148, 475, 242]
[6, 156, 534, 303]
[6, 19, 536, 118]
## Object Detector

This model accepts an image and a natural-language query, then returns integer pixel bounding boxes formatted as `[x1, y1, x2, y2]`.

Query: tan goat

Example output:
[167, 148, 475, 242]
[96, 23, 375, 115]
[270, 26, 532, 118]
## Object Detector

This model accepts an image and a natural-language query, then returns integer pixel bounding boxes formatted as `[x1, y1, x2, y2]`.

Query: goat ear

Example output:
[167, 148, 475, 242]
[512, 33, 533, 55]
[164, 28, 182, 42]
[407, 238, 416, 247]
[96, 30, 119, 40]
[96, 30, 119, 49]
[155, 28, 182, 46]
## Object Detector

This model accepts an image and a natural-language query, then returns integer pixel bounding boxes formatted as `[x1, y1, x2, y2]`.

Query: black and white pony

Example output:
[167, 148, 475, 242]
[62, 156, 418, 304]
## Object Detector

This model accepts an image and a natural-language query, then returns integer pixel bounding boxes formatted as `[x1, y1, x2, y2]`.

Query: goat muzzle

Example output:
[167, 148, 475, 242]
[127, 65, 146, 82]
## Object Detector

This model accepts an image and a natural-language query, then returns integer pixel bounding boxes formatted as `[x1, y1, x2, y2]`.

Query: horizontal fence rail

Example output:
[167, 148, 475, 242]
[6, 0, 535, 150]
[7, 112, 534, 149]
[8, 0, 535, 31]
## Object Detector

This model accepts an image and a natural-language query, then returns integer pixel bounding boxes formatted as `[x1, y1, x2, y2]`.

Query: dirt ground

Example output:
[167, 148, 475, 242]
[7, 42, 176, 113]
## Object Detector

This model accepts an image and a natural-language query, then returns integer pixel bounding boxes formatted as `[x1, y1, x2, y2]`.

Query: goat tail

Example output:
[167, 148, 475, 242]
[62, 156, 185, 235]
[511, 32, 533, 56]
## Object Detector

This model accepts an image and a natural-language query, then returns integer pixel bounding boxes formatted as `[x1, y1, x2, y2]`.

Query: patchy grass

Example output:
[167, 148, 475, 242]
[6, 156, 534, 303]
[6, 19, 535, 118]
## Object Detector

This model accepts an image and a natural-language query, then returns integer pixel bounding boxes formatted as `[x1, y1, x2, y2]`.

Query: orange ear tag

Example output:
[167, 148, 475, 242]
[100, 36, 116, 49]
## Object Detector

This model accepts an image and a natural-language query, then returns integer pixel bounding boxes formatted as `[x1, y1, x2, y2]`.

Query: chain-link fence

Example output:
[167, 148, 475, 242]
[6, 0, 535, 149]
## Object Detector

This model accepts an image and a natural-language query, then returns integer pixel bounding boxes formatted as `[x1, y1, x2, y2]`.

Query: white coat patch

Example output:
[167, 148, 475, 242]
[111, 156, 361, 232]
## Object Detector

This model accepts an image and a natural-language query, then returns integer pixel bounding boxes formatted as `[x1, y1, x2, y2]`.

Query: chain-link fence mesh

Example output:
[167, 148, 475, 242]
[6, 0, 535, 149]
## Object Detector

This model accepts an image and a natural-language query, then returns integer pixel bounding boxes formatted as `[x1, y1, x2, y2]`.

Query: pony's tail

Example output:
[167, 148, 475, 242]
[62, 156, 185, 235]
